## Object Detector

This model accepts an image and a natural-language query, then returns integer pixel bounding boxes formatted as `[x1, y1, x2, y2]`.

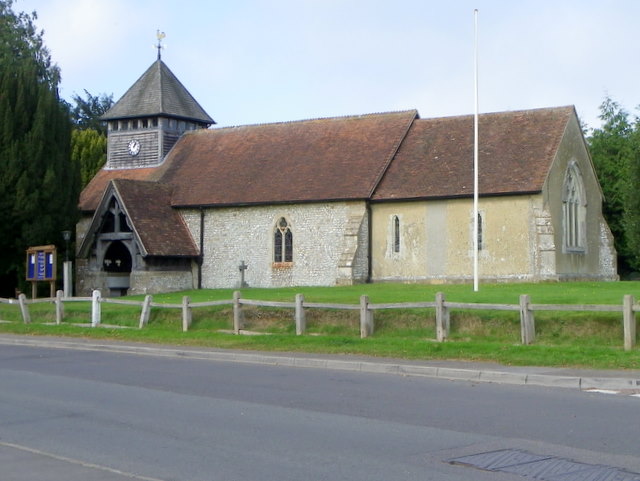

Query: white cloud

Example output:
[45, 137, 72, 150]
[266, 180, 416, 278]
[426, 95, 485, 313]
[11, 0, 640, 129]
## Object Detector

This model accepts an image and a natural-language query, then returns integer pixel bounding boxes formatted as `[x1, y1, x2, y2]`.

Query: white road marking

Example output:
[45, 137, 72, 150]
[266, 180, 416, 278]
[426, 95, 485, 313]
[587, 389, 619, 395]
[0, 441, 167, 481]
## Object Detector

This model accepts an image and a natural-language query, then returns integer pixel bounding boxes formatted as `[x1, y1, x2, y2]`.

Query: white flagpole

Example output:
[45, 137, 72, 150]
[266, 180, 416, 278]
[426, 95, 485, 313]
[473, 8, 479, 292]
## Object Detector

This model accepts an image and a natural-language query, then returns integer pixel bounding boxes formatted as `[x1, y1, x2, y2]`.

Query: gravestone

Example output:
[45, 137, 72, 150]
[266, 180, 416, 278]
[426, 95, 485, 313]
[238, 260, 248, 288]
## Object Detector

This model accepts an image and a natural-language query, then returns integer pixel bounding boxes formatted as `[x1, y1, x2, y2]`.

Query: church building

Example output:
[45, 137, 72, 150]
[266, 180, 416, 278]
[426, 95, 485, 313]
[75, 56, 618, 296]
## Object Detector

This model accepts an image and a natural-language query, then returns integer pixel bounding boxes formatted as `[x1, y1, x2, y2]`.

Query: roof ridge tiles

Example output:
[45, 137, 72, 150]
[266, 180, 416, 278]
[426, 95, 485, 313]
[416, 105, 574, 123]
[213, 109, 419, 131]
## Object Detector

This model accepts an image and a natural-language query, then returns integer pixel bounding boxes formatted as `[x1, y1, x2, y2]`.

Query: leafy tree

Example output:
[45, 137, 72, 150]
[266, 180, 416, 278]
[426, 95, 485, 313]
[623, 120, 640, 271]
[70, 89, 113, 134]
[588, 98, 632, 271]
[0, 0, 79, 296]
[69, 90, 112, 187]
[72, 128, 107, 187]
[588, 97, 640, 275]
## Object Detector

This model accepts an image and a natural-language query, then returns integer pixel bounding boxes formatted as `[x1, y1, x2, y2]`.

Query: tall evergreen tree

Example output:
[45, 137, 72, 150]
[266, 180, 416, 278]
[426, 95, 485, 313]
[588, 97, 632, 272]
[0, 0, 79, 296]
[623, 120, 640, 271]
[588, 97, 640, 275]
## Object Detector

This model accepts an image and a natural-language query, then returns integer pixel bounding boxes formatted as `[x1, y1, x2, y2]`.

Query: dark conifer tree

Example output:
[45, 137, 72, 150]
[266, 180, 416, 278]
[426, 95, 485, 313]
[0, 0, 79, 296]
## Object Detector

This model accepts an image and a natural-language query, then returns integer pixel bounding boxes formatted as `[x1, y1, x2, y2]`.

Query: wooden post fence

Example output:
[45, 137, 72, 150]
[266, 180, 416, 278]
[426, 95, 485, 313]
[519, 294, 535, 345]
[139, 295, 152, 328]
[295, 293, 305, 335]
[233, 291, 243, 334]
[360, 295, 373, 338]
[18, 293, 30, 324]
[435, 292, 449, 342]
[3, 290, 638, 350]
[623, 294, 636, 351]
[91, 289, 101, 327]
[182, 296, 192, 332]
[55, 290, 64, 325]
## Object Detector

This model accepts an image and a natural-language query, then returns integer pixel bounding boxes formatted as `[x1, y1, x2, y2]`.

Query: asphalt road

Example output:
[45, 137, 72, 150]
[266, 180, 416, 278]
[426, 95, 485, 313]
[1, 341, 639, 481]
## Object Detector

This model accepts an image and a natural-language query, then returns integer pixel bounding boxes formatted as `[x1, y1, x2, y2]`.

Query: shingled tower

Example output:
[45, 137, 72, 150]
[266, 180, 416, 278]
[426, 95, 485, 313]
[101, 43, 214, 169]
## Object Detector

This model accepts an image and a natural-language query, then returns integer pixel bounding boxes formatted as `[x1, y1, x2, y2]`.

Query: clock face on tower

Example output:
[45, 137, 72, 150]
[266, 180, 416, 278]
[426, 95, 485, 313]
[127, 139, 141, 156]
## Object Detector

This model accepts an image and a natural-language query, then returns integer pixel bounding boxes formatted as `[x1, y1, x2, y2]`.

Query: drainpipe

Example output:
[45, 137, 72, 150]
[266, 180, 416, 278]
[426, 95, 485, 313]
[198, 207, 204, 289]
[366, 201, 373, 283]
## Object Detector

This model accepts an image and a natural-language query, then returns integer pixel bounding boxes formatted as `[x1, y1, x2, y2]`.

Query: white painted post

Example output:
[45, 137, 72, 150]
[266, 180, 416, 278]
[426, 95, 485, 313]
[295, 293, 305, 335]
[233, 291, 243, 334]
[360, 295, 373, 338]
[63, 260, 73, 298]
[18, 293, 30, 324]
[435, 292, 449, 342]
[91, 289, 101, 327]
[623, 295, 636, 351]
[182, 296, 192, 332]
[519, 294, 535, 345]
[139, 295, 152, 329]
[55, 290, 64, 325]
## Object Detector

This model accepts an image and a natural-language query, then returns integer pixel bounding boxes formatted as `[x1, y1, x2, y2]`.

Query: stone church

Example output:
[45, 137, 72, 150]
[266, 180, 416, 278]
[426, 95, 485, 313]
[75, 57, 618, 296]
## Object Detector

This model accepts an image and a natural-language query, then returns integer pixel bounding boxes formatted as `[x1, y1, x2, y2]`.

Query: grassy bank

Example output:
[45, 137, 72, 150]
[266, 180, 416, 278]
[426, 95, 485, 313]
[1, 281, 640, 369]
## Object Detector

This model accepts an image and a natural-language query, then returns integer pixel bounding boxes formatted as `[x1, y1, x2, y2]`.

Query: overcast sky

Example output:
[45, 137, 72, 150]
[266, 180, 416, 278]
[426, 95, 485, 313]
[14, 0, 640, 131]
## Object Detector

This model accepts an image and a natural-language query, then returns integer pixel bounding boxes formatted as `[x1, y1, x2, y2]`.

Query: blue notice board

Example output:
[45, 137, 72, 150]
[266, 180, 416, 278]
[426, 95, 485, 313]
[26, 245, 56, 281]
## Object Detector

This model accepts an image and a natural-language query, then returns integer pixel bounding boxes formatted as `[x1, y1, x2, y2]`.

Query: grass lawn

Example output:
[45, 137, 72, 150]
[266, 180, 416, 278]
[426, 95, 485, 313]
[1, 281, 640, 370]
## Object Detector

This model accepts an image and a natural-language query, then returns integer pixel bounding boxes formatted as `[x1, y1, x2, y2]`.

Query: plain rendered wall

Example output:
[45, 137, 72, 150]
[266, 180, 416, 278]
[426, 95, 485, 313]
[370, 112, 617, 283]
[370, 196, 539, 283]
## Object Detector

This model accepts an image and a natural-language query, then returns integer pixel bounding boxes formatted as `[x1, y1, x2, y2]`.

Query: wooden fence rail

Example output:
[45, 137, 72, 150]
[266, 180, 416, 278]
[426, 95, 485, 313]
[1, 290, 638, 350]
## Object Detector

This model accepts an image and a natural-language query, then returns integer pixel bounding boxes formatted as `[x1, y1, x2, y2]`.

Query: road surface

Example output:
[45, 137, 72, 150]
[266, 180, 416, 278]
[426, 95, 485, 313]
[0, 340, 639, 480]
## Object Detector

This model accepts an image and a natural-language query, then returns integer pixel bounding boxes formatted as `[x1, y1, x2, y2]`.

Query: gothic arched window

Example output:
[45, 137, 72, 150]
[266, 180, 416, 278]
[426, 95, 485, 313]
[274, 217, 293, 263]
[562, 161, 586, 252]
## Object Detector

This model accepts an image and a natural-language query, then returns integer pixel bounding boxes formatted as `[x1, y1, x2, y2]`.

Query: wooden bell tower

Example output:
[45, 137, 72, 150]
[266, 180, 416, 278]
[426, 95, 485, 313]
[101, 32, 215, 170]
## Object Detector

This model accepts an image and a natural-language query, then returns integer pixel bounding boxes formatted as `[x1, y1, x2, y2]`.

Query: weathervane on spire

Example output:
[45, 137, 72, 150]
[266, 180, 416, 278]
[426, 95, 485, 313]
[156, 30, 166, 60]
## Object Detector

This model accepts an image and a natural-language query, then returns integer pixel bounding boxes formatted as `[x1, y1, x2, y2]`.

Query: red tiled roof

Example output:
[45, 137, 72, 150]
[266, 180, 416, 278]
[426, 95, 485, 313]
[79, 166, 162, 212]
[372, 106, 574, 201]
[160, 111, 418, 206]
[112, 179, 198, 257]
[79, 106, 576, 243]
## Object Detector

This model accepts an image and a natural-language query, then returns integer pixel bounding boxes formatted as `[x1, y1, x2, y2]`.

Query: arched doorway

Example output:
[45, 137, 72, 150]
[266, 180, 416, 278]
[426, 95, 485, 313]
[103, 240, 132, 296]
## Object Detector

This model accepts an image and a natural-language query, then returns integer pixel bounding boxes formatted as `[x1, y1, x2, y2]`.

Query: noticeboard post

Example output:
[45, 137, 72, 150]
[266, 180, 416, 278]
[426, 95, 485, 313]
[26, 245, 56, 298]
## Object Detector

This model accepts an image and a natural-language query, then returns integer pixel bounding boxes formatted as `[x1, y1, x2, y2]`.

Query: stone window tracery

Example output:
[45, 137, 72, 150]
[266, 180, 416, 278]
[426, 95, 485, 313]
[274, 217, 293, 263]
[562, 161, 586, 252]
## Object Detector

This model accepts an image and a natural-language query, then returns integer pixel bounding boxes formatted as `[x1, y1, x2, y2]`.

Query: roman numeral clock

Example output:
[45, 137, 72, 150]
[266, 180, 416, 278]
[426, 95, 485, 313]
[127, 139, 141, 157]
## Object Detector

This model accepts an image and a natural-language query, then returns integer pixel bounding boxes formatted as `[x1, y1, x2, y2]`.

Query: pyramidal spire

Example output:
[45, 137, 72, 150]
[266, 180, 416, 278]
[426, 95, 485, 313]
[101, 53, 214, 125]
